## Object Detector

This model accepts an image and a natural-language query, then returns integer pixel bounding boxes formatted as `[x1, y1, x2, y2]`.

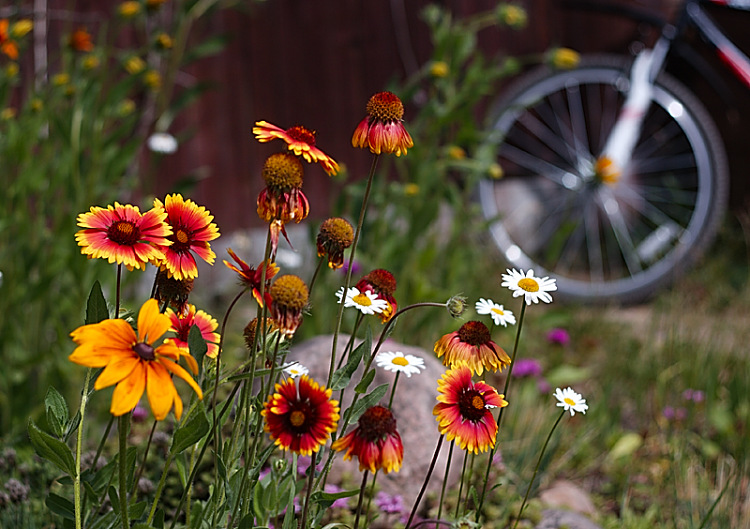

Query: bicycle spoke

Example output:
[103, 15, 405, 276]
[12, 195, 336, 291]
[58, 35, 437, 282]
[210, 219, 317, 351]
[599, 189, 643, 275]
[499, 143, 570, 186]
[584, 200, 605, 282]
[565, 84, 593, 161]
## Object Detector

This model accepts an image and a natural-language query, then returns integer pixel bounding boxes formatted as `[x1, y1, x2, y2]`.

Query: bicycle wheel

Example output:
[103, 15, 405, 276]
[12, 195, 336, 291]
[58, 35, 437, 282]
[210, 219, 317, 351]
[479, 54, 729, 303]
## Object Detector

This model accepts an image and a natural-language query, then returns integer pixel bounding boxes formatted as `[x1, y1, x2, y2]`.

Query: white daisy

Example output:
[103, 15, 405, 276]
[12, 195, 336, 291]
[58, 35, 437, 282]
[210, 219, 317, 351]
[554, 387, 588, 416]
[375, 351, 426, 377]
[282, 362, 309, 379]
[501, 268, 557, 305]
[475, 298, 516, 326]
[335, 286, 388, 315]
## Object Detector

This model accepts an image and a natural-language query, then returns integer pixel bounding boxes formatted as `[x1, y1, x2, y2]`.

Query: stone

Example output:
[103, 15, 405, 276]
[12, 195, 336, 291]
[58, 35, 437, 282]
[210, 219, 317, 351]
[536, 509, 603, 529]
[288, 334, 463, 511]
[539, 480, 596, 516]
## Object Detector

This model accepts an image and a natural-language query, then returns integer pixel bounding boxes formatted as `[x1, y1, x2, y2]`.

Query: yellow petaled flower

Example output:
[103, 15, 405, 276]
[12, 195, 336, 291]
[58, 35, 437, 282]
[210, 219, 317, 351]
[11, 19, 33, 39]
[82, 54, 100, 70]
[404, 183, 420, 196]
[144, 69, 161, 90]
[155, 33, 173, 49]
[488, 163, 504, 179]
[316, 217, 354, 269]
[69, 299, 203, 420]
[433, 366, 508, 454]
[0, 19, 19, 60]
[448, 145, 466, 160]
[5, 63, 18, 78]
[434, 320, 511, 376]
[30, 98, 43, 112]
[262, 375, 339, 456]
[118, 1, 142, 18]
[253, 121, 339, 176]
[269, 274, 309, 337]
[52, 73, 70, 86]
[332, 405, 404, 474]
[352, 91, 413, 156]
[1, 107, 16, 120]
[75, 202, 172, 271]
[153, 193, 220, 281]
[497, 4, 527, 29]
[430, 60, 449, 78]
[549, 47, 580, 69]
[124, 55, 146, 74]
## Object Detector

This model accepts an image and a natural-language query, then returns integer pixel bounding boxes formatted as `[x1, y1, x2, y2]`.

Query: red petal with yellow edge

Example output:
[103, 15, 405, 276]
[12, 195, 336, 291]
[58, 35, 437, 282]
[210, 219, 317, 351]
[146, 362, 176, 421]
[94, 355, 140, 390]
[137, 299, 171, 344]
[110, 362, 146, 416]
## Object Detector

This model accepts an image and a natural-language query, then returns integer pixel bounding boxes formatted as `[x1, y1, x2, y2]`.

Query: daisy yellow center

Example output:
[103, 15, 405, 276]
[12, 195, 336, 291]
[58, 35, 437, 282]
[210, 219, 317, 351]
[262, 152, 304, 189]
[290, 410, 306, 427]
[366, 92, 404, 122]
[457, 321, 492, 346]
[490, 307, 504, 315]
[352, 293, 372, 306]
[133, 342, 155, 361]
[286, 125, 316, 146]
[391, 356, 409, 367]
[108, 220, 139, 245]
[564, 397, 576, 406]
[518, 278, 540, 292]
[175, 229, 189, 244]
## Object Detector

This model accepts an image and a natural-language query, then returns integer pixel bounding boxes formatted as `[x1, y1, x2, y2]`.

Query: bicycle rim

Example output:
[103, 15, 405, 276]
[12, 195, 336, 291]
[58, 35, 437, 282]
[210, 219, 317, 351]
[480, 57, 728, 303]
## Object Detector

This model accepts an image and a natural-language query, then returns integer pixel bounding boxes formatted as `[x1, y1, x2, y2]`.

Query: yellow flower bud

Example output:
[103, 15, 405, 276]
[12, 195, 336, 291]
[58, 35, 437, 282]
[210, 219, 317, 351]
[404, 183, 420, 196]
[82, 54, 100, 70]
[448, 145, 466, 160]
[1, 107, 17, 120]
[118, 1, 142, 18]
[11, 19, 33, 39]
[430, 60, 449, 78]
[488, 163, 504, 180]
[124, 56, 146, 74]
[497, 5, 527, 29]
[52, 73, 70, 86]
[30, 98, 43, 112]
[549, 48, 580, 70]
[155, 33, 173, 50]
[117, 99, 136, 116]
[144, 69, 161, 90]
[5, 63, 19, 78]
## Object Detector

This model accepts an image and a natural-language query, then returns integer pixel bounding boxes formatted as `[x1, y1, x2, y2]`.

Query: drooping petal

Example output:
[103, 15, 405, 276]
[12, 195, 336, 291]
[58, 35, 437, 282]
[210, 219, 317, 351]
[110, 362, 146, 416]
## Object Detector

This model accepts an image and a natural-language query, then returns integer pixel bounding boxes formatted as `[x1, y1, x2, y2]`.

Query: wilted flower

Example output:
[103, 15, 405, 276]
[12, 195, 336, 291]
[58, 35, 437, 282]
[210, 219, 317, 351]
[269, 275, 309, 337]
[316, 217, 354, 269]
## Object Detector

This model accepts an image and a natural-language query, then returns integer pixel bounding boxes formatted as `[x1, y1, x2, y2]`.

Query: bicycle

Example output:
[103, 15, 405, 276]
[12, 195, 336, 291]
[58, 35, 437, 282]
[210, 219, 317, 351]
[479, 0, 750, 303]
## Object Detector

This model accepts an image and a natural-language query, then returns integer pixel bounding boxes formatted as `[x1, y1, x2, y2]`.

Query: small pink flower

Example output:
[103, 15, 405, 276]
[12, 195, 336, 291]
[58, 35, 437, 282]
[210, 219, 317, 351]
[546, 328, 570, 346]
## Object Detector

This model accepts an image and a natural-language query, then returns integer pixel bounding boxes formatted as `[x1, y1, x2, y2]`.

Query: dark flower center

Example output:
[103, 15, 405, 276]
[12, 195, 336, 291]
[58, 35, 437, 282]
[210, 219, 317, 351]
[269, 275, 309, 311]
[108, 220, 139, 246]
[133, 342, 155, 361]
[175, 229, 190, 244]
[366, 92, 404, 122]
[286, 125, 316, 146]
[287, 401, 315, 433]
[457, 321, 491, 346]
[458, 389, 487, 422]
[263, 152, 304, 189]
[362, 269, 397, 295]
[357, 405, 397, 441]
[318, 217, 354, 248]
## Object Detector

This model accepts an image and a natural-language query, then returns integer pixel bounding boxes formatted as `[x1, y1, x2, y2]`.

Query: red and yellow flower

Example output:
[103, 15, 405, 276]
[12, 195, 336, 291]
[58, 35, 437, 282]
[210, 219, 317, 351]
[223, 248, 278, 306]
[355, 269, 398, 323]
[352, 91, 413, 156]
[332, 405, 403, 474]
[166, 304, 221, 365]
[262, 375, 340, 456]
[154, 193, 220, 281]
[75, 202, 172, 271]
[253, 121, 339, 176]
[433, 366, 507, 454]
[69, 299, 203, 420]
[434, 321, 510, 376]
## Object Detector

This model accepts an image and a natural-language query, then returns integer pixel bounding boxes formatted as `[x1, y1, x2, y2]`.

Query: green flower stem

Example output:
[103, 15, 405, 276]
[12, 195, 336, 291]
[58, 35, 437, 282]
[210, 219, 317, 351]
[455, 450, 469, 518]
[115, 264, 122, 317]
[327, 153, 380, 388]
[512, 410, 565, 529]
[74, 368, 92, 529]
[130, 420, 158, 499]
[475, 301, 527, 521]
[387, 371, 401, 409]
[308, 255, 325, 295]
[299, 451, 318, 529]
[436, 442, 454, 528]
[147, 451, 175, 525]
[118, 414, 130, 529]
[405, 435, 444, 529]
[352, 469, 370, 529]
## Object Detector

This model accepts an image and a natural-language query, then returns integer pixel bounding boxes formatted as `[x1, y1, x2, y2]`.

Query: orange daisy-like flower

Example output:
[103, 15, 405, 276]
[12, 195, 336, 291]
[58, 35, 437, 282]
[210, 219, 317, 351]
[0, 20, 19, 60]
[433, 366, 508, 454]
[356, 269, 398, 323]
[269, 274, 309, 338]
[166, 304, 220, 365]
[332, 405, 404, 474]
[316, 217, 354, 270]
[75, 202, 172, 271]
[262, 375, 340, 456]
[223, 248, 279, 306]
[352, 91, 414, 156]
[154, 193, 220, 281]
[68, 299, 203, 421]
[253, 120, 339, 176]
[69, 27, 94, 52]
[434, 321, 511, 376]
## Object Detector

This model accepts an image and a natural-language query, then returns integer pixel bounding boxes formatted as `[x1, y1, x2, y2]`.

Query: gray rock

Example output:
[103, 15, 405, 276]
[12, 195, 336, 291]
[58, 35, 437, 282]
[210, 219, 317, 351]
[288, 334, 462, 510]
[536, 509, 603, 529]
[539, 480, 596, 515]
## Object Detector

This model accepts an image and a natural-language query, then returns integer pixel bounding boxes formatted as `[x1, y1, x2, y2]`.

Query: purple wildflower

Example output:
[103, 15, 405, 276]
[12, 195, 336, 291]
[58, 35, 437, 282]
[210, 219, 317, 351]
[375, 491, 405, 515]
[132, 404, 149, 423]
[512, 358, 542, 378]
[546, 328, 570, 346]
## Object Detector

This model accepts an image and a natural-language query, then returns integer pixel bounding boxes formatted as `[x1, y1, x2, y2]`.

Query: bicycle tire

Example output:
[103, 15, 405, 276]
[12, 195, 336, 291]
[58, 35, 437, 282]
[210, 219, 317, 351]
[479, 54, 729, 304]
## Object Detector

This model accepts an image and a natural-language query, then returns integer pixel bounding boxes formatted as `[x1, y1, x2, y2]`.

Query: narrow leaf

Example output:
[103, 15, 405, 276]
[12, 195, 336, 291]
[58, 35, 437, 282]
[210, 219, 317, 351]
[354, 369, 376, 394]
[188, 324, 207, 364]
[85, 281, 110, 324]
[348, 384, 388, 424]
[28, 420, 75, 476]
[45, 387, 69, 438]
[171, 402, 210, 454]
[330, 328, 372, 391]
[45, 492, 75, 520]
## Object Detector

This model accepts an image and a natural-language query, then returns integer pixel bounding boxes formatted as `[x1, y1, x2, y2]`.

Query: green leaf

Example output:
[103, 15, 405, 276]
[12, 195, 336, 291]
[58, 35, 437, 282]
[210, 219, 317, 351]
[45, 492, 75, 520]
[348, 384, 389, 424]
[330, 328, 372, 391]
[85, 281, 109, 324]
[188, 324, 207, 364]
[310, 488, 359, 510]
[354, 369, 376, 394]
[183, 35, 229, 64]
[45, 386, 69, 438]
[28, 420, 75, 476]
[171, 402, 210, 454]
